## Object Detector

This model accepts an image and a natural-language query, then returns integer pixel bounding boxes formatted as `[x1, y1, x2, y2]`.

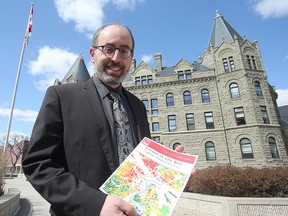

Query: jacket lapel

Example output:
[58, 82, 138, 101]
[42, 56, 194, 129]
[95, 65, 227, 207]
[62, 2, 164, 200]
[83, 79, 119, 171]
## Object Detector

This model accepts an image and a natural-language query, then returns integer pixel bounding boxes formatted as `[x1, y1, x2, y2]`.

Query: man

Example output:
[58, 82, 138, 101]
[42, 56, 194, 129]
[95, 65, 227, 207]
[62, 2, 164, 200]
[23, 24, 150, 216]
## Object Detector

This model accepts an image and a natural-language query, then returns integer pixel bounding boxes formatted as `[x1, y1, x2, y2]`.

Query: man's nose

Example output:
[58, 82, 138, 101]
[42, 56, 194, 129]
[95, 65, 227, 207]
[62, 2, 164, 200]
[111, 49, 121, 61]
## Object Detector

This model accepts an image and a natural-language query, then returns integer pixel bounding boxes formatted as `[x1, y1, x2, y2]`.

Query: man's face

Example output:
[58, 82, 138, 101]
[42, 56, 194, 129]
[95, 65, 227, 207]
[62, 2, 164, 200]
[90, 25, 134, 88]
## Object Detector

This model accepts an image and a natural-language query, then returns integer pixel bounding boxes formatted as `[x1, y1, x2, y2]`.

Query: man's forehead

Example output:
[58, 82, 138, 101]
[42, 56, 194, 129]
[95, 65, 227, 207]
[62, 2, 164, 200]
[98, 25, 132, 46]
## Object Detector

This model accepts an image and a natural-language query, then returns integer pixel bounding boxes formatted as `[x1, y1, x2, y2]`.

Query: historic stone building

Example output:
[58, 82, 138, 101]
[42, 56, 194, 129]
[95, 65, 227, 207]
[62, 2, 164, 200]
[57, 11, 288, 169]
[123, 11, 288, 168]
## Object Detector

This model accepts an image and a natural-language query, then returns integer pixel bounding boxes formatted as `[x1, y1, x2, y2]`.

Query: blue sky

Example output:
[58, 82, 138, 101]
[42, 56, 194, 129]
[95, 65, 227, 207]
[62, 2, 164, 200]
[1, 0, 288, 138]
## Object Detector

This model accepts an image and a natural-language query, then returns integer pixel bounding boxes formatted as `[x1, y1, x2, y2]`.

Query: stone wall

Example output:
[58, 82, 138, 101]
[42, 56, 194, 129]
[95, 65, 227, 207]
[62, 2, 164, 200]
[177, 192, 288, 216]
[0, 188, 20, 216]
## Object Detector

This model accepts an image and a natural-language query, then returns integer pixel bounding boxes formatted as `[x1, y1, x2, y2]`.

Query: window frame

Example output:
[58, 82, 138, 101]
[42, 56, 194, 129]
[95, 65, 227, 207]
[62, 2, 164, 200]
[240, 138, 254, 159]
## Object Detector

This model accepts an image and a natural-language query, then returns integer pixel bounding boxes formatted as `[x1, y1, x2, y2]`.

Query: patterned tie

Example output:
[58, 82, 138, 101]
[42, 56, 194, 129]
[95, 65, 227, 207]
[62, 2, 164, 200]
[109, 91, 134, 164]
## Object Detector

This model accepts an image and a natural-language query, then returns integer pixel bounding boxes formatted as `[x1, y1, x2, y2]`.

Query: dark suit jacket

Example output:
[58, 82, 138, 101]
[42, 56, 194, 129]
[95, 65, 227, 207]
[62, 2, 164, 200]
[22, 78, 151, 216]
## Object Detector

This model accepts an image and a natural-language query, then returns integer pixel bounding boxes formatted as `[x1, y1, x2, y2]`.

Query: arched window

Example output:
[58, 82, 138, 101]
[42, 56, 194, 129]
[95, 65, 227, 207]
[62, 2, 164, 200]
[240, 138, 254, 159]
[254, 81, 263, 96]
[173, 143, 181, 150]
[201, 89, 210, 103]
[205, 141, 216, 161]
[183, 91, 192, 105]
[166, 93, 174, 106]
[230, 83, 240, 99]
[268, 137, 280, 158]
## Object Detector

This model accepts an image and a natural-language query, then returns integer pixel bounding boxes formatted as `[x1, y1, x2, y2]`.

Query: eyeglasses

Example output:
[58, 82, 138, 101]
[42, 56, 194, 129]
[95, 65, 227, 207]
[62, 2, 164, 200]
[93, 44, 133, 59]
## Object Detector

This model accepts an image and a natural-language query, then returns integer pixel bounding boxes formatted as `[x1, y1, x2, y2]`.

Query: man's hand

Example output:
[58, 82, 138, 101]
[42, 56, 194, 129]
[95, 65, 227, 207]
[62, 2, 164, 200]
[100, 195, 137, 216]
[174, 145, 198, 174]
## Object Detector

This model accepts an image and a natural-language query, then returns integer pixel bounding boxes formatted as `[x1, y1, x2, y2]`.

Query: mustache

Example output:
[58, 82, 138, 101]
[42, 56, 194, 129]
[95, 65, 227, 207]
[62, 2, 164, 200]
[107, 61, 123, 68]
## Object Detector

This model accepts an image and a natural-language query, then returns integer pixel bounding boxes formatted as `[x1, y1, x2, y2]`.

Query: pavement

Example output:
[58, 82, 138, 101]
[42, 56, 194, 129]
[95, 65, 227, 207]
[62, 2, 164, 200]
[4, 177, 198, 216]
[4, 177, 50, 216]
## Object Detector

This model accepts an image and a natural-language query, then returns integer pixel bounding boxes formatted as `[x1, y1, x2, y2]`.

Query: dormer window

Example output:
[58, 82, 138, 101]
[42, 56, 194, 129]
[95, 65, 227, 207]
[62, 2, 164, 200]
[135, 75, 153, 86]
[177, 70, 192, 80]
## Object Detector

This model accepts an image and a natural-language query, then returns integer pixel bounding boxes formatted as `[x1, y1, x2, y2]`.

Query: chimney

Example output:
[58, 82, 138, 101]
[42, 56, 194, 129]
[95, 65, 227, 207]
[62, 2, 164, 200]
[155, 53, 162, 71]
[130, 58, 136, 72]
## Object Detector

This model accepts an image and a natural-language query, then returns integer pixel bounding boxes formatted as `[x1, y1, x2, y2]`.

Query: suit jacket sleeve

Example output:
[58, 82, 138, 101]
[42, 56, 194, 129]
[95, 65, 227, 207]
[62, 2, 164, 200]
[22, 86, 107, 216]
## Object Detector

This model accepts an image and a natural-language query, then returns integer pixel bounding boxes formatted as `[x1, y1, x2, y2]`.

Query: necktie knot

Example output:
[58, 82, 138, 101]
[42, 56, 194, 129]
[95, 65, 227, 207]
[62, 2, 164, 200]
[109, 91, 120, 101]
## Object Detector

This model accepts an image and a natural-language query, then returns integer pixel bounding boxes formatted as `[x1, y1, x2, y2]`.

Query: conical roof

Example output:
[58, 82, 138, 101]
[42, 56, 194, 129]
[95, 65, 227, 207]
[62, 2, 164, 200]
[61, 53, 90, 84]
[208, 10, 244, 48]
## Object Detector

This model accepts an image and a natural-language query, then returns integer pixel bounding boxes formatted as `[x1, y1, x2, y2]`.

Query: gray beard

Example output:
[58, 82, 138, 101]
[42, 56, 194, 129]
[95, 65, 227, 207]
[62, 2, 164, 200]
[94, 64, 127, 85]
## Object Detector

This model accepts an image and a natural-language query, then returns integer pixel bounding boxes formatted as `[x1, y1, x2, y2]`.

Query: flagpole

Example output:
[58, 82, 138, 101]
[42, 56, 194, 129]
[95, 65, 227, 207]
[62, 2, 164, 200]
[3, 3, 34, 154]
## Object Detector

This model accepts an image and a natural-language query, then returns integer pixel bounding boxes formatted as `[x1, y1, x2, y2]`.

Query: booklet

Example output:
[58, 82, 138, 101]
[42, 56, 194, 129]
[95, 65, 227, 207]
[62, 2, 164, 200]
[100, 137, 198, 216]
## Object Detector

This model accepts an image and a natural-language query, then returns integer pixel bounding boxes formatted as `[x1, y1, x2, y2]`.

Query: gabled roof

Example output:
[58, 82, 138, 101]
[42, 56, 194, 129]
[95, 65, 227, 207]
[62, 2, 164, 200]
[155, 67, 175, 77]
[208, 10, 244, 48]
[61, 53, 90, 84]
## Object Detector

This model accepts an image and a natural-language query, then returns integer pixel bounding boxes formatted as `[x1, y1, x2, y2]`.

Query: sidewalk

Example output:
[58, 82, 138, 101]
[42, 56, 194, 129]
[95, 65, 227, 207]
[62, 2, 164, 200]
[4, 177, 197, 216]
[4, 177, 50, 216]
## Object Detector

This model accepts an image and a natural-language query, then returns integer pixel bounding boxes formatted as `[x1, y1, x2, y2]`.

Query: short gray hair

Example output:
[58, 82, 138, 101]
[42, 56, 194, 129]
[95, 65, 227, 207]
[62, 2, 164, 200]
[91, 23, 135, 50]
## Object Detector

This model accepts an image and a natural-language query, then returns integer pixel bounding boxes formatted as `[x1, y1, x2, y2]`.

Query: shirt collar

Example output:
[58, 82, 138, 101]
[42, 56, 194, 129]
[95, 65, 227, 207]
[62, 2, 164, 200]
[93, 76, 124, 98]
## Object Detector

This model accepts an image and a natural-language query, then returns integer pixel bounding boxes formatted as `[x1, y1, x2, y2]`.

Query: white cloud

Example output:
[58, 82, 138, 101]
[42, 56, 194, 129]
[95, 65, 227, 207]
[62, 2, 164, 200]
[141, 54, 153, 64]
[251, 0, 288, 19]
[284, 54, 288, 61]
[0, 108, 38, 122]
[27, 46, 78, 91]
[112, 0, 145, 11]
[276, 89, 288, 106]
[54, 0, 145, 38]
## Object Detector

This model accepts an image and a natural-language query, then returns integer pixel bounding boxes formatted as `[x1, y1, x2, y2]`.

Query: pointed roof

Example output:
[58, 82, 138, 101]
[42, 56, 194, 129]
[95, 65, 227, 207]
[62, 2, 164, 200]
[61, 53, 90, 84]
[208, 10, 244, 48]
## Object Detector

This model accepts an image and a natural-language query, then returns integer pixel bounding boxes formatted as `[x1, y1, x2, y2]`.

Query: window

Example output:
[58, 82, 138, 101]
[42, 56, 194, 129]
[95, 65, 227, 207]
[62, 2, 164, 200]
[173, 143, 181, 150]
[142, 99, 149, 115]
[229, 56, 235, 71]
[135, 75, 153, 86]
[223, 56, 235, 72]
[205, 112, 215, 129]
[152, 122, 159, 132]
[246, 55, 252, 69]
[230, 83, 240, 99]
[205, 141, 216, 161]
[183, 91, 192, 105]
[201, 89, 210, 103]
[246, 55, 257, 70]
[166, 93, 174, 106]
[151, 99, 158, 115]
[177, 71, 184, 80]
[147, 75, 153, 84]
[223, 58, 229, 72]
[268, 137, 280, 158]
[186, 113, 195, 130]
[240, 138, 254, 159]
[168, 115, 177, 132]
[260, 106, 270, 124]
[141, 76, 147, 85]
[254, 81, 263, 96]
[251, 56, 257, 69]
[234, 107, 246, 125]
[177, 70, 192, 80]
[135, 76, 140, 86]
[152, 136, 160, 143]
[185, 70, 192, 79]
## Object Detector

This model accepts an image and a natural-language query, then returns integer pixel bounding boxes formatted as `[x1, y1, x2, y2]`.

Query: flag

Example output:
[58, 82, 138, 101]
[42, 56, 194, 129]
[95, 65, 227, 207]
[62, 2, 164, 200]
[24, 3, 34, 46]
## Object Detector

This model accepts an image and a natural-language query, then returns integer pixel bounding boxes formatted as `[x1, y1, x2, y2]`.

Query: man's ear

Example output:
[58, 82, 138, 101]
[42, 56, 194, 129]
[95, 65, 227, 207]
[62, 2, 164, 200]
[90, 47, 95, 63]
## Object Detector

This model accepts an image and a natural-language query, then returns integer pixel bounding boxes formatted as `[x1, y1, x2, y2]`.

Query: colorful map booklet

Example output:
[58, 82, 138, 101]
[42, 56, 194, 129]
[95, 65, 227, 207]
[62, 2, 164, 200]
[100, 137, 198, 216]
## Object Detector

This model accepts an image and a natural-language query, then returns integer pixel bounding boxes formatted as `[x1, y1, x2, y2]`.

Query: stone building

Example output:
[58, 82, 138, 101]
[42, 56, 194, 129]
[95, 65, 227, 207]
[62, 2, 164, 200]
[123, 11, 288, 168]
[58, 11, 288, 169]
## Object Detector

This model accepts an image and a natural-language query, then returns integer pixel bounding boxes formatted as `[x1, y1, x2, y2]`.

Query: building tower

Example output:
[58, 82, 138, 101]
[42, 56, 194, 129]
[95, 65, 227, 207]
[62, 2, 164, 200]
[123, 11, 288, 168]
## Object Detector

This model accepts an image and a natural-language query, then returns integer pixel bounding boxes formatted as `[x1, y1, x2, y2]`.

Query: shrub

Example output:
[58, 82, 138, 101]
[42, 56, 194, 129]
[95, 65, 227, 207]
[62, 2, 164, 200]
[186, 165, 288, 198]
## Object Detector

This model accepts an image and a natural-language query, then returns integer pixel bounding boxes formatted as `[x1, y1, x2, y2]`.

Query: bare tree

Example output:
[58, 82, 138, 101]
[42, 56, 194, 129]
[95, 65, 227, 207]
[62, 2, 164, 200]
[1, 134, 29, 177]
